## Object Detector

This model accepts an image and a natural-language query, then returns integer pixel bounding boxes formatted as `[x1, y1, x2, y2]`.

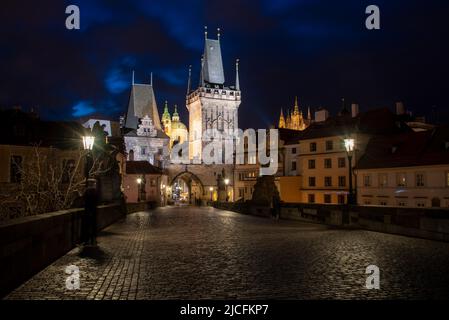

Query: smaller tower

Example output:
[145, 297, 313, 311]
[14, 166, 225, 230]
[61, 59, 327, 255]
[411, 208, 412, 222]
[162, 100, 171, 136]
[279, 108, 285, 128]
[172, 104, 180, 122]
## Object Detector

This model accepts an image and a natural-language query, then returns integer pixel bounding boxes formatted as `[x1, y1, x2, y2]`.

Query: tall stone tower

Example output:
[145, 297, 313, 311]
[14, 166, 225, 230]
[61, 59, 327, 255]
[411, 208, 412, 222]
[186, 27, 241, 162]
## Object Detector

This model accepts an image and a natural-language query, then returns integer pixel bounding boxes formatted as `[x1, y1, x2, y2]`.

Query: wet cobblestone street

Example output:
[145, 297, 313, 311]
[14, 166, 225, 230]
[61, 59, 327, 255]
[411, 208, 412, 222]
[6, 206, 449, 300]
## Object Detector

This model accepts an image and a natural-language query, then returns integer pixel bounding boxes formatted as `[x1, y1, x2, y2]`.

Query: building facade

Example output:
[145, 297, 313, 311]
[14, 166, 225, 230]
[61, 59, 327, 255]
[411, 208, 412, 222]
[356, 127, 449, 208]
[186, 29, 241, 163]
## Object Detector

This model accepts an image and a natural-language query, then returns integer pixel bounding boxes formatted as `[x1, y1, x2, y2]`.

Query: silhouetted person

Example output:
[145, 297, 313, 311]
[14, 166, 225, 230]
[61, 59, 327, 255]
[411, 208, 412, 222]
[84, 183, 98, 246]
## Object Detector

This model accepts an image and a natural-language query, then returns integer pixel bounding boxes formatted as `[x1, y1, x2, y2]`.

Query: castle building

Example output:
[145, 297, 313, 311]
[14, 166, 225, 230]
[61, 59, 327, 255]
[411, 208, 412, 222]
[278, 97, 311, 131]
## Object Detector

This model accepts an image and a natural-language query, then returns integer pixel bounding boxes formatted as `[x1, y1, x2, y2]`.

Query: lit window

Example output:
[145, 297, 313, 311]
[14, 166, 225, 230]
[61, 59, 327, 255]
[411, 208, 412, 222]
[396, 173, 407, 187]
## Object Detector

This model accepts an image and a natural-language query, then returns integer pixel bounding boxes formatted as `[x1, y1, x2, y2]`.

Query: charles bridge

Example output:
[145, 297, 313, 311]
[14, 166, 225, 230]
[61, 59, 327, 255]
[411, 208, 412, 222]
[3, 205, 449, 300]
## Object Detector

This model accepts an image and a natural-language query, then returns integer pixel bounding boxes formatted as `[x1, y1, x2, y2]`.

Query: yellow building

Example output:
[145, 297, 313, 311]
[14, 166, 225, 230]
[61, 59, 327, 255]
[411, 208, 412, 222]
[296, 107, 410, 205]
[355, 127, 449, 208]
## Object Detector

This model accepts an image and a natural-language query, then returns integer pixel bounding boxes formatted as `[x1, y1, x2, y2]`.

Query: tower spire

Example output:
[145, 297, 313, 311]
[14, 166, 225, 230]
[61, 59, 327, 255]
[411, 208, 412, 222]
[217, 27, 221, 41]
[279, 108, 285, 128]
[199, 55, 205, 87]
[132, 70, 135, 85]
[294, 96, 299, 114]
[204, 26, 208, 39]
[186, 65, 192, 95]
[235, 58, 240, 91]
[150, 72, 153, 86]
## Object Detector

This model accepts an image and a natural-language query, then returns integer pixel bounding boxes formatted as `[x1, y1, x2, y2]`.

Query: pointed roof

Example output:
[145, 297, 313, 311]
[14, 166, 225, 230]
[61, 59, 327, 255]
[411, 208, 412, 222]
[172, 104, 180, 122]
[203, 36, 225, 85]
[162, 100, 170, 121]
[125, 83, 162, 130]
[294, 96, 299, 114]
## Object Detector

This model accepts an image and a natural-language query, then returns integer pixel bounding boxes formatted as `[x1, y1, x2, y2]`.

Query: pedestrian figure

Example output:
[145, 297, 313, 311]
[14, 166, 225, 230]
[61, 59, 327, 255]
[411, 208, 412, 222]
[84, 180, 98, 246]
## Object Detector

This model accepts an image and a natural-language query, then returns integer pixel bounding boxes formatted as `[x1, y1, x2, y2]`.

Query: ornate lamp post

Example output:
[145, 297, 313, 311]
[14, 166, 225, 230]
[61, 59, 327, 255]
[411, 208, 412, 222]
[344, 138, 355, 205]
[82, 135, 95, 246]
[82, 135, 95, 184]
[224, 178, 230, 202]
[209, 187, 214, 202]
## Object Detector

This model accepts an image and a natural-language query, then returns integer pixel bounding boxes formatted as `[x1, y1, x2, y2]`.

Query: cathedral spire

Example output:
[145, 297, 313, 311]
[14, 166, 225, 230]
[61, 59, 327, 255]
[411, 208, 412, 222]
[279, 108, 285, 128]
[235, 58, 240, 91]
[150, 72, 153, 86]
[294, 96, 299, 115]
[132, 70, 135, 85]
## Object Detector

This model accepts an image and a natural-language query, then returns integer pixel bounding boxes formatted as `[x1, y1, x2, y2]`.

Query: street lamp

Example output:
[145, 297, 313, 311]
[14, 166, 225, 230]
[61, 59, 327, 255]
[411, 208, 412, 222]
[82, 134, 95, 246]
[82, 136, 95, 151]
[344, 138, 355, 205]
[209, 186, 214, 202]
[137, 178, 142, 184]
[224, 178, 230, 202]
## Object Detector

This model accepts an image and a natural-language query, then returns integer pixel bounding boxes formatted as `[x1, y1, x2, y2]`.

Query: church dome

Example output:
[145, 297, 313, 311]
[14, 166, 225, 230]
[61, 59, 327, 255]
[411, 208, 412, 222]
[171, 121, 187, 131]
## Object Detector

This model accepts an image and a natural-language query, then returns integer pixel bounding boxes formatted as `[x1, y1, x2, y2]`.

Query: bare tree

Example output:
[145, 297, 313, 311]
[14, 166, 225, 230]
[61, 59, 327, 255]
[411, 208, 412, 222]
[1, 145, 113, 219]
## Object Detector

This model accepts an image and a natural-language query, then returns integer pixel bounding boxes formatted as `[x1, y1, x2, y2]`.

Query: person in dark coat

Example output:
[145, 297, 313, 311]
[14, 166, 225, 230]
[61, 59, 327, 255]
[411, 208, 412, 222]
[84, 183, 98, 246]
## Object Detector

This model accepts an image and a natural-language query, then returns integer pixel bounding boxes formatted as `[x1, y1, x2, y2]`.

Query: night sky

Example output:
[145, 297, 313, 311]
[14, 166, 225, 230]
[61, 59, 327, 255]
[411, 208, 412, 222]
[1, 0, 449, 129]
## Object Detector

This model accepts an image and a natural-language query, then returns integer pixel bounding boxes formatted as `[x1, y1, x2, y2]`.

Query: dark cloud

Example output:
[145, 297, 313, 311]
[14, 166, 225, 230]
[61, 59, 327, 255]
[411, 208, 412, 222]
[0, 0, 448, 127]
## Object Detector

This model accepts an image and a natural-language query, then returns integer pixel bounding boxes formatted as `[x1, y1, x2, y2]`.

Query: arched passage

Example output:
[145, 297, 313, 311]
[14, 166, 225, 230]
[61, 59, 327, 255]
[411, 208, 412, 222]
[169, 171, 205, 205]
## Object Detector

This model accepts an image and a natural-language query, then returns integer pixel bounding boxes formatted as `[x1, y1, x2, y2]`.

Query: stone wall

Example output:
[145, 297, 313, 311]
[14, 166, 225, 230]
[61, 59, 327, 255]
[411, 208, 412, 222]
[279, 203, 449, 242]
[0, 201, 150, 298]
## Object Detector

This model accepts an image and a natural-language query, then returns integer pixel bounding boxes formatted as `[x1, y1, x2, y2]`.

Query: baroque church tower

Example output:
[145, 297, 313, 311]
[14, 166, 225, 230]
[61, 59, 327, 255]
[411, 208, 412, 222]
[186, 27, 241, 162]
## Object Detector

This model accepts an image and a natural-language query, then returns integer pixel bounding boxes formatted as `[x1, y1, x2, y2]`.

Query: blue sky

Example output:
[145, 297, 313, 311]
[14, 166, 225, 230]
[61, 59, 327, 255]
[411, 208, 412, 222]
[1, 0, 448, 127]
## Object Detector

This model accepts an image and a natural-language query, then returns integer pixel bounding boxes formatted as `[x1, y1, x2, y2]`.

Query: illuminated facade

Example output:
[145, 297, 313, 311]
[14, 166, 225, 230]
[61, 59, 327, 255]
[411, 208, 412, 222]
[186, 28, 241, 162]
[278, 97, 312, 131]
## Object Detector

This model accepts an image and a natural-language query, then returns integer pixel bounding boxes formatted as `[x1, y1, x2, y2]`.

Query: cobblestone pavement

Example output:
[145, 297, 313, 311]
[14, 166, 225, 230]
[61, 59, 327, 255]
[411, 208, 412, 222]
[5, 206, 449, 300]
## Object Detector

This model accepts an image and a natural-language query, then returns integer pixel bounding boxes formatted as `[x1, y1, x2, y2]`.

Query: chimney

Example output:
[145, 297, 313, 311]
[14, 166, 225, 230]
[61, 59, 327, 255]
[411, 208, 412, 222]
[351, 103, 359, 118]
[315, 108, 329, 122]
[396, 102, 405, 115]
